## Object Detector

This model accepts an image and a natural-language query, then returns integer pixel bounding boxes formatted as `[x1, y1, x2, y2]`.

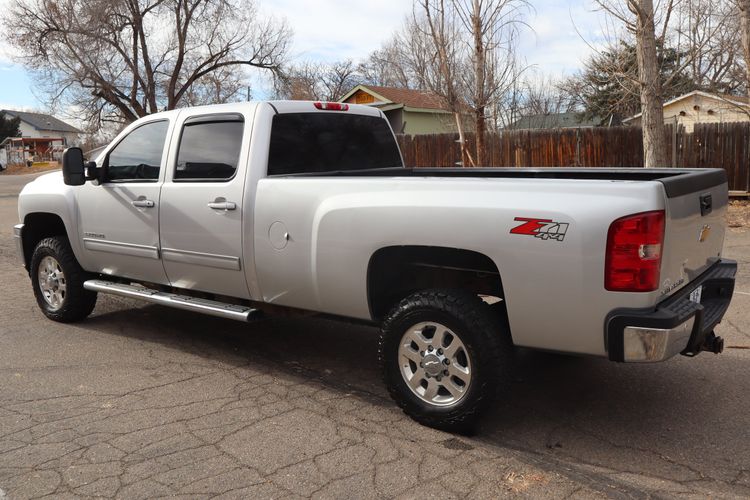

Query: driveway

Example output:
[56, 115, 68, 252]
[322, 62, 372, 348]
[1, 173, 748, 498]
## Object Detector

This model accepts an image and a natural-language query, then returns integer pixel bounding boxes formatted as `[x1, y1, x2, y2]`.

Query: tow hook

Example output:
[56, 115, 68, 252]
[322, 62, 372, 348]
[701, 332, 725, 354]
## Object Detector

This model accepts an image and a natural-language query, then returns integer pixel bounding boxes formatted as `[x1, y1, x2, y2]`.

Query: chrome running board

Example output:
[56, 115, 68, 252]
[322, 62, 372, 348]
[83, 279, 261, 322]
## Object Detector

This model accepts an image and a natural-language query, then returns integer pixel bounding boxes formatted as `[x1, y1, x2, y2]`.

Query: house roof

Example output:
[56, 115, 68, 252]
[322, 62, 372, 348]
[2, 109, 81, 134]
[339, 85, 448, 112]
[623, 91, 750, 123]
[508, 112, 604, 130]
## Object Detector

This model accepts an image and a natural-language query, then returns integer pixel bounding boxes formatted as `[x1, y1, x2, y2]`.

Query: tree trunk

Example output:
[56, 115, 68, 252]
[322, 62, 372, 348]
[472, 0, 486, 166]
[632, 0, 670, 167]
[475, 105, 486, 166]
[740, 0, 750, 95]
[455, 112, 475, 167]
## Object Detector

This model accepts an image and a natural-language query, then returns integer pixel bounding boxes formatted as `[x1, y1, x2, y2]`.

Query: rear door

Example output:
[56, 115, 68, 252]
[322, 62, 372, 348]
[159, 111, 251, 299]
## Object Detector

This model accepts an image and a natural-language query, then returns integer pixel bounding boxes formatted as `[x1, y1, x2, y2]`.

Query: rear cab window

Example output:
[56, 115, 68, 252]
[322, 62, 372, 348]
[267, 113, 403, 176]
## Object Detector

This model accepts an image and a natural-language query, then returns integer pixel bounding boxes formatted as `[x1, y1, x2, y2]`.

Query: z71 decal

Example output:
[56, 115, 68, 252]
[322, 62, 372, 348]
[510, 217, 569, 242]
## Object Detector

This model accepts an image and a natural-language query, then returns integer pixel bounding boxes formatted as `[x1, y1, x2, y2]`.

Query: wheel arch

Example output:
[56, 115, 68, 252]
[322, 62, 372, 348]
[21, 212, 71, 272]
[366, 245, 506, 321]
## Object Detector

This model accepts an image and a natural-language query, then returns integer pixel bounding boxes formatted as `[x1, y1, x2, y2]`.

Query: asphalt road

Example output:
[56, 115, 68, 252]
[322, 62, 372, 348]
[1, 172, 748, 499]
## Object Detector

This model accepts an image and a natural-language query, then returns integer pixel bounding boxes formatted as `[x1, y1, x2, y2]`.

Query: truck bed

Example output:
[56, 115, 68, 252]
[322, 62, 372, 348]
[301, 167, 727, 199]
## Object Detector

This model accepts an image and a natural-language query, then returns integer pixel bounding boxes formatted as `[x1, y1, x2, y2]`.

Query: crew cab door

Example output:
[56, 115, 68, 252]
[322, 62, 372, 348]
[158, 111, 251, 299]
[76, 119, 172, 284]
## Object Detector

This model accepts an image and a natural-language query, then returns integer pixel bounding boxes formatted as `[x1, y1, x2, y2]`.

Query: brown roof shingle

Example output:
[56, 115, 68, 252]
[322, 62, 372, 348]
[360, 86, 447, 111]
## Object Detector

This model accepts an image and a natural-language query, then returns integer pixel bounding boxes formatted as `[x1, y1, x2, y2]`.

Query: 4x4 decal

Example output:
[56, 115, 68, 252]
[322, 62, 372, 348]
[511, 217, 569, 242]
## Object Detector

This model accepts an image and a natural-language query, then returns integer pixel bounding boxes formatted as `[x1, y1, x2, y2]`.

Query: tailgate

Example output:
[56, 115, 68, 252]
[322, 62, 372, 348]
[659, 169, 728, 299]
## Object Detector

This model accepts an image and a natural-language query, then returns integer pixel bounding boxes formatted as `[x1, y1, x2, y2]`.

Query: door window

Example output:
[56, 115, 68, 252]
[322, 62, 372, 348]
[107, 120, 169, 182]
[174, 116, 245, 181]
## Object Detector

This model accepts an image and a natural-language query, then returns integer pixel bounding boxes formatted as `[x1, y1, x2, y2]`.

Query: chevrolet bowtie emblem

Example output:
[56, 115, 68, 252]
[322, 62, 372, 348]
[698, 224, 711, 243]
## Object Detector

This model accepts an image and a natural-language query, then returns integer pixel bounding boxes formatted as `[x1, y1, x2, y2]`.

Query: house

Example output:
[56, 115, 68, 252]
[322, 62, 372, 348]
[623, 91, 750, 132]
[507, 112, 609, 130]
[0, 137, 68, 166]
[2, 109, 81, 145]
[1, 110, 81, 166]
[339, 85, 457, 135]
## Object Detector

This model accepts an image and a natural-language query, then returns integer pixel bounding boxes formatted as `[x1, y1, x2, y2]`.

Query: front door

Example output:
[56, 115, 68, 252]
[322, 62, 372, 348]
[76, 119, 172, 284]
[159, 112, 250, 298]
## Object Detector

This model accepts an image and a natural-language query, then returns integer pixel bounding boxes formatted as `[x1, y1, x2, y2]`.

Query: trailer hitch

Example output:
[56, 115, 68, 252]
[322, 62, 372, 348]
[701, 331, 724, 355]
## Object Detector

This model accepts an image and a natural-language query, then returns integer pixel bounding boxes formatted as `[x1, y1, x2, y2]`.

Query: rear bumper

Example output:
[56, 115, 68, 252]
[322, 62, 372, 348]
[606, 259, 737, 362]
[13, 224, 25, 268]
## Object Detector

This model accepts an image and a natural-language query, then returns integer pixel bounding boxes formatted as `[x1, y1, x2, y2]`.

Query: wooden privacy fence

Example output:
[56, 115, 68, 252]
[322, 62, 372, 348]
[396, 122, 750, 193]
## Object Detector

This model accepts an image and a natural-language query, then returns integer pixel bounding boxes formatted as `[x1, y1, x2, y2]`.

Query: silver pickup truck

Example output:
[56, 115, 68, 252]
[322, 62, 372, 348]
[14, 101, 737, 432]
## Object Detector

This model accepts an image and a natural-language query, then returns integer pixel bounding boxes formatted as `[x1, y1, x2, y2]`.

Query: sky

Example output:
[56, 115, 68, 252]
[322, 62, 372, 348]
[0, 0, 606, 112]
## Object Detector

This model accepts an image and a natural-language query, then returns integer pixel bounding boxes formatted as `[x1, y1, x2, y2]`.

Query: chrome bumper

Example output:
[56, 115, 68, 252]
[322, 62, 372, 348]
[606, 260, 737, 363]
[13, 224, 25, 268]
[622, 317, 696, 362]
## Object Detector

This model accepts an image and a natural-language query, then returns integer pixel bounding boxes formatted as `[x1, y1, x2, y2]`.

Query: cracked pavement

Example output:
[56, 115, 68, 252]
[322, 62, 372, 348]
[1, 172, 749, 498]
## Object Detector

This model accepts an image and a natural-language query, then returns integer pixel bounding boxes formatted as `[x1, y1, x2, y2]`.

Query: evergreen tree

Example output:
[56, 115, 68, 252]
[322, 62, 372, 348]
[562, 41, 694, 124]
[0, 111, 21, 143]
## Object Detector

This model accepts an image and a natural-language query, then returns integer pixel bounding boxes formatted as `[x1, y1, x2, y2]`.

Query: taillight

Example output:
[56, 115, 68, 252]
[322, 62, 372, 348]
[314, 102, 349, 111]
[605, 210, 665, 292]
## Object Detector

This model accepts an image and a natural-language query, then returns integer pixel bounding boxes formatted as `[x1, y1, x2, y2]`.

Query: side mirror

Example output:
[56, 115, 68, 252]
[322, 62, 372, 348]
[84, 161, 103, 183]
[62, 147, 86, 186]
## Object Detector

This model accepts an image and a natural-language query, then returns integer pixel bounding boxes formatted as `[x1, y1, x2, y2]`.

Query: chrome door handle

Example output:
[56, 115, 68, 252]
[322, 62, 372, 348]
[132, 199, 155, 208]
[208, 201, 237, 211]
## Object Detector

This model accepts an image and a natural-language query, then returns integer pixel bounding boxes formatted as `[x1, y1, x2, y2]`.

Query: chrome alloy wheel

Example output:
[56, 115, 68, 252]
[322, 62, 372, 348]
[398, 322, 472, 407]
[38, 256, 67, 311]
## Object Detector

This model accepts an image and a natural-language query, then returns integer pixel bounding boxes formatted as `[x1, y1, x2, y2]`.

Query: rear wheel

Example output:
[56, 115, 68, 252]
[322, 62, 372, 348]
[378, 289, 512, 433]
[30, 236, 97, 322]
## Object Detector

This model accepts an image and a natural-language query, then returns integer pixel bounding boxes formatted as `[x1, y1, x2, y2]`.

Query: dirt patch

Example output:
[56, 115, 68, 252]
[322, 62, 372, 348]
[727, 200, 750, 230]
[1, 162, 60, 176]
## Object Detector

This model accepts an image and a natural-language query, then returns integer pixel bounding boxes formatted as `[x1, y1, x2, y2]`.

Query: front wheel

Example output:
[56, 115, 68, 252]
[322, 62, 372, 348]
[30, 236, 97, 322]
[378, 289, 513, 433]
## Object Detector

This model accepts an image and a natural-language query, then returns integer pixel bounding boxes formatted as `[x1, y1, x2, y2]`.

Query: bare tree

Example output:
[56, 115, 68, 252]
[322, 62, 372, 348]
[359, 37, 421, 88]
[276, 60, 363, 101]
[589, 0, 738, 166]
[673, 0, 741, 93]
[452, 0, 527, 164]
[630, 0, 670, 167]
[320, 60, 364, 101]
[181, 66, 248, 106]
[275, 62, 320, 101]
[492, 57, 525, 129]
[408, 0, 528, 166]
[739, 0, 750, 94]
[414, 0, 476, 164]
[593, 0, 679, 167]
[4, 0, 291, 126]
[519, 74, 577, 116]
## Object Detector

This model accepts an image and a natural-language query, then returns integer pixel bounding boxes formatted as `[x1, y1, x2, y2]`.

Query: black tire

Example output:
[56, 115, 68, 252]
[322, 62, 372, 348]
[30, 236, 97, 322]
[378, 289, 513, 434]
